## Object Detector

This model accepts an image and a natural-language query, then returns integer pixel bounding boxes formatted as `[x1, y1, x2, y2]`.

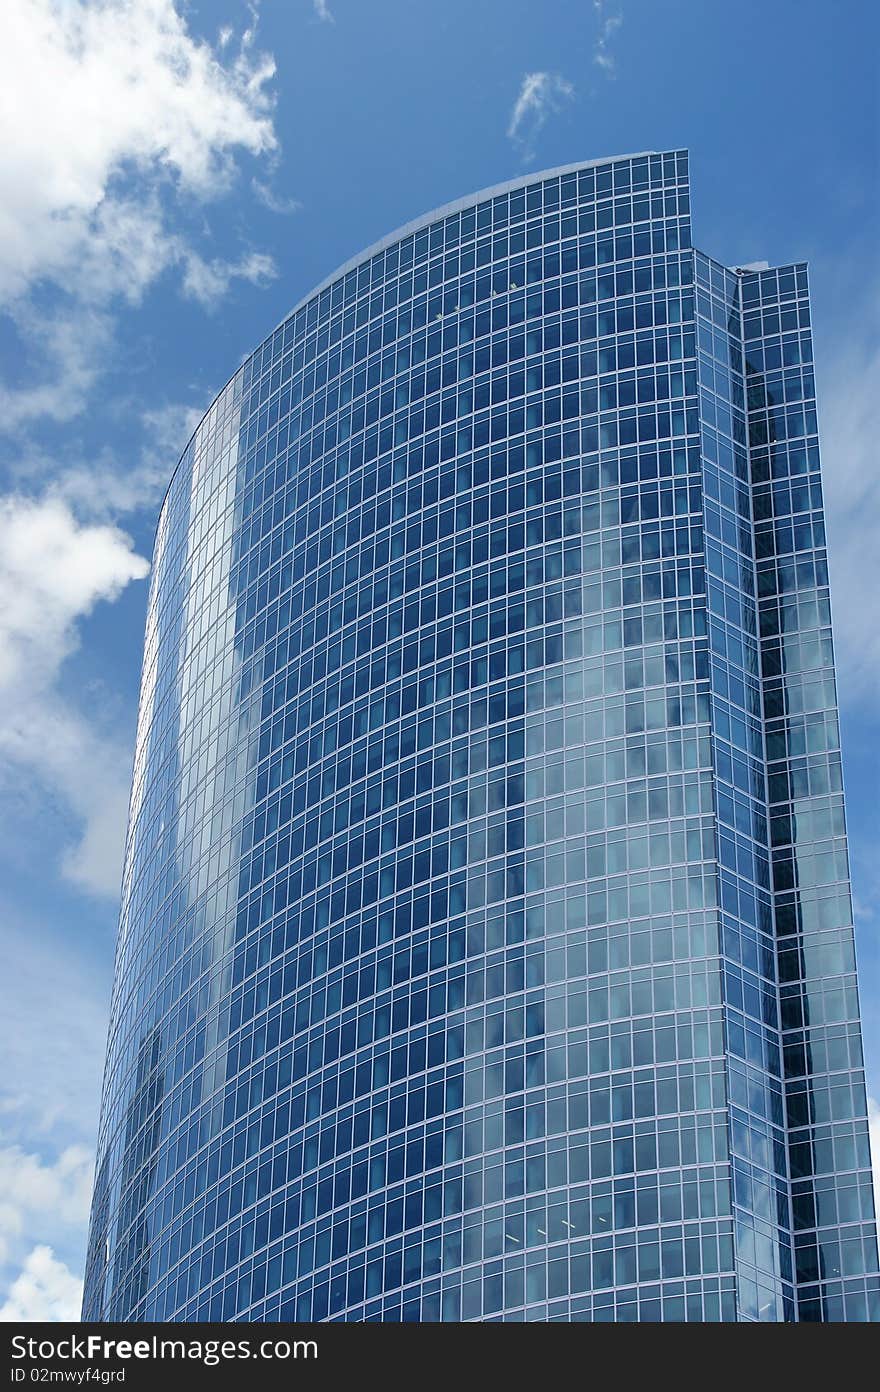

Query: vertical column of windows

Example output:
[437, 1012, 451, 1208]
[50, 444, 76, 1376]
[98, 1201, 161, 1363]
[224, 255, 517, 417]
[744, 264, 879, 1323]
[696, 253, 795, 1321]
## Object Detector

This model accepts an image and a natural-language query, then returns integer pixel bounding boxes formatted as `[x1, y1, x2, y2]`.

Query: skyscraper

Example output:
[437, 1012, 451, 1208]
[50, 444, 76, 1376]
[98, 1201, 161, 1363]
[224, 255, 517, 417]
[83, 151, 878, 1323]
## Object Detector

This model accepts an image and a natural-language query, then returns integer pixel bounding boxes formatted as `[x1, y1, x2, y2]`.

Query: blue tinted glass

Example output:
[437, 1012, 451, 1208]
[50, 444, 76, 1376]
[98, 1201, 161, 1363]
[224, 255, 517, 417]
[82, 154, 878, 1324]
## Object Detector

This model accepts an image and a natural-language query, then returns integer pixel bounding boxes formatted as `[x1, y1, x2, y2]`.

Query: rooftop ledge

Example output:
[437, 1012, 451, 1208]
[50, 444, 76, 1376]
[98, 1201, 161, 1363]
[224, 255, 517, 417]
[279, 150, 672, 329]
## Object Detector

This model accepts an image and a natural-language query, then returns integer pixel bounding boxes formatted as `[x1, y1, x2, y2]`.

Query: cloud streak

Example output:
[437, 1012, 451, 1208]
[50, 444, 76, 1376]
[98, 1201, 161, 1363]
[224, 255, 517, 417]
[593, 1, 623, 76]
[252, 177, 302, 215]
[507, 72, 575, 162]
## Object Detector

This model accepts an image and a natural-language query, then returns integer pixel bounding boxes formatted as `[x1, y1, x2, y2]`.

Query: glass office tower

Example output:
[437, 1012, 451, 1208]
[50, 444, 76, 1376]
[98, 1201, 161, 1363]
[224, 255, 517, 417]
[83, 151, 878, 1323]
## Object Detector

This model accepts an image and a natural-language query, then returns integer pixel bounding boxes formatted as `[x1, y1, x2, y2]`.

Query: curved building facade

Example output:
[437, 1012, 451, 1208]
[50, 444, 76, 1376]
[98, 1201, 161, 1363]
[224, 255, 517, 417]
[83, 152, 878, 1322]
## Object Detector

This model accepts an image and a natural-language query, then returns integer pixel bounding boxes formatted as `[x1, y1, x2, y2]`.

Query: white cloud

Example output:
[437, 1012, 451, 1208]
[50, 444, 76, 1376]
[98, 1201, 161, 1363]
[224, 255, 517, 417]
[819, 331, 880, 703]
[0, 496, 150, 894]
[0, 3, 280, 430]
[593, 1, 623, 76]
[0, 497, 149, 689]
[0, 1145, 93, 1267]
[507, 73, 575, 162]
[0, 0, 277, 306]
[868, 1097, 880, 1226]
[0, 1139, 92, 1322]
[252, 178, 302, 215]
[0, 1246, 83, 1322]
[181, 248, 277, 308]
[313, 0, 335, 22]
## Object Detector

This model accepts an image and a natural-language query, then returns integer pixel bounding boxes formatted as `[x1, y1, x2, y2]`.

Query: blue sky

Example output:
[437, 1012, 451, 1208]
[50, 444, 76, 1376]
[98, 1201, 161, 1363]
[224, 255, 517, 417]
[0, 0, 876, 1320]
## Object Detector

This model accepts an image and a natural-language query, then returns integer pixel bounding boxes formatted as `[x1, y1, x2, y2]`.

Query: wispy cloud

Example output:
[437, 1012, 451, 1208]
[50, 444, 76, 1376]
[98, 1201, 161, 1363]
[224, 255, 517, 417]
[252, 177, 302, 215]
[0, 306, 113, 431]
[181, 248, 277, 308]
[0, 496, 150, 895]
[38, 403, 206, 519]
[313, 0, 335, 23]
[0, 1246, 83, 1322]
[507, 72, 575, 163]
[593, 1, 623, 76]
